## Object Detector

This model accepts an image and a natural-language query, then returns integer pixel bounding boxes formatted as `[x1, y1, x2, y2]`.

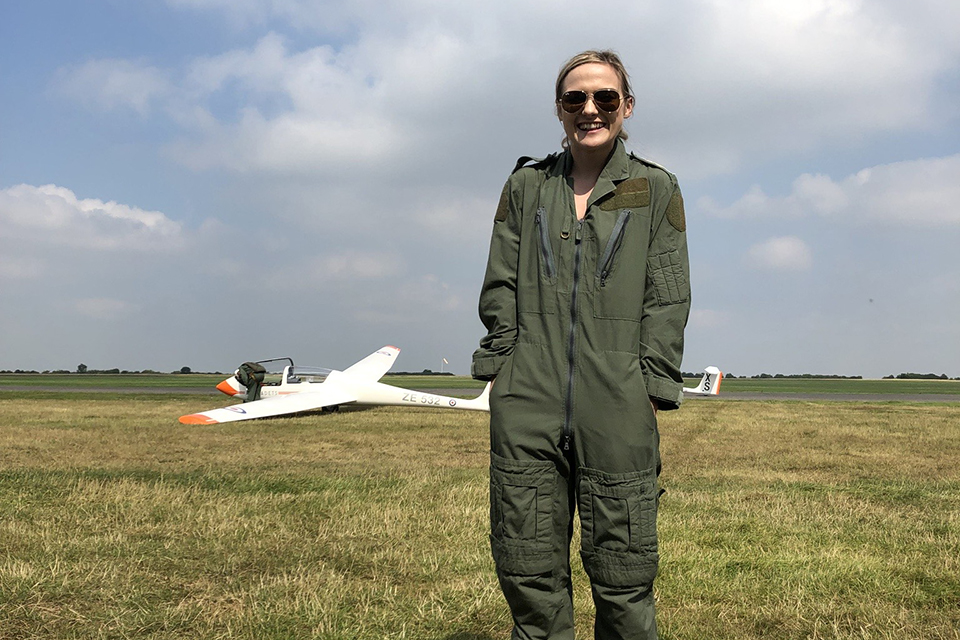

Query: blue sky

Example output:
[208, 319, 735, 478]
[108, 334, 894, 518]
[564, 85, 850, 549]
[2, 0, 959, 377]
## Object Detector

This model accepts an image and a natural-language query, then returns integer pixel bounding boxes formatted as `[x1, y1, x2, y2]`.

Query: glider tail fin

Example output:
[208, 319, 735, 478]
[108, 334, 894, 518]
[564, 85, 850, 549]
[342, 346, 401, 381]
[454, 380, 492, 411]
[684, 366, 722, 396]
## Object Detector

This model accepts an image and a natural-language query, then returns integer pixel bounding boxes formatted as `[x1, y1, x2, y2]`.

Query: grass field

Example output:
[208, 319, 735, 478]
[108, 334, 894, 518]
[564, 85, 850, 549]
[0, 373, 226, 389]
[1, 389, 958, 639]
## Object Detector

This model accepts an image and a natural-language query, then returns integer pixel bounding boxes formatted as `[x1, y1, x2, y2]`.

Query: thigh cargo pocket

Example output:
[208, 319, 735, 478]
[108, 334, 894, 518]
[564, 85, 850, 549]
[489, 452, 558, 575]
[578, 466, 659, 588]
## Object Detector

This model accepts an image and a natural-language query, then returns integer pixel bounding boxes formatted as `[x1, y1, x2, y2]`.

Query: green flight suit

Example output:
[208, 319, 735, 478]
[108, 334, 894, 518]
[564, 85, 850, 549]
[473, 140, 690, 639]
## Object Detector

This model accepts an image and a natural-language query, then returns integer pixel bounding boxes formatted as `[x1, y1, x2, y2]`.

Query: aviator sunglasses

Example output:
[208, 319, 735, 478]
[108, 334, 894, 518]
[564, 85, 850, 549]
[558, 89, 625, 113]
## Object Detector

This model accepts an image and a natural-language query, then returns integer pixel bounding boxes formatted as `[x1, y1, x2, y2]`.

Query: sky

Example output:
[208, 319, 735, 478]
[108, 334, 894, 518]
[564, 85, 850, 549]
[2, 0, 959, 378]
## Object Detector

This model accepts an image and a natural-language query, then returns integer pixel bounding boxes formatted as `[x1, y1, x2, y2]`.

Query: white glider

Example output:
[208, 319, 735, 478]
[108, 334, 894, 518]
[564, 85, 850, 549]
[683, 366, 723, 396]
[179, 346, 490, 424]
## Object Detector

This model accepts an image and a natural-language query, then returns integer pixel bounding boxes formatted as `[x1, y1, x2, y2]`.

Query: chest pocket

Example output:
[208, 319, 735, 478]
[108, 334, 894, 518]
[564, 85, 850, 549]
[592, 177, 652, 321]
[517, 205, 559, 315]
[592, 208, 649, 321]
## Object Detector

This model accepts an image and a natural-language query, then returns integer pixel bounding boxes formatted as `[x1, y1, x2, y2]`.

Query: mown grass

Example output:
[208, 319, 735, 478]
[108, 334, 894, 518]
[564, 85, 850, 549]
[0, 395, 958, 639]
[0, 373, 225, 389]
[0, 373, 482, 391]
[657, 401, 959, 639]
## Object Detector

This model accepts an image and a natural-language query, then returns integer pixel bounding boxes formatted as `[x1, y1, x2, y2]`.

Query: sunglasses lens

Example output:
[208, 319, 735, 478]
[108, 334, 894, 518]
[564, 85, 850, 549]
[560, 90, 622, 113]
[594, 90, 621, 112]
[560, 91, 587, 113]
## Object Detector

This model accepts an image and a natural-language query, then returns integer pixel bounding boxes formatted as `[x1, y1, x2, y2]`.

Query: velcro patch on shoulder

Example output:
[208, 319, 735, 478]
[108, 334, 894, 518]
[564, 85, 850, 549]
[495, 183, 510, 222]
[666, 191, 686, 232]
[600, 177, 650, 210]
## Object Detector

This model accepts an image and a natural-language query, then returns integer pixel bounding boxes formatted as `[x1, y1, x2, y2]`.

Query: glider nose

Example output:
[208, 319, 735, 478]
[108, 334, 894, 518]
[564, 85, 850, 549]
[217, 377, 243, 396]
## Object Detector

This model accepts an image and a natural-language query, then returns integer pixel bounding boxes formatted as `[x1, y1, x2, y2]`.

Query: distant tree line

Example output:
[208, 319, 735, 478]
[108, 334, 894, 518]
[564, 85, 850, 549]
[681, 372, 865, 379]
[883, 372, 956, 380]
[0, 366, 224, 375]
[682, 372, 959, 380]
[750, 373, 863, 379]
[386, 370, 455, 376]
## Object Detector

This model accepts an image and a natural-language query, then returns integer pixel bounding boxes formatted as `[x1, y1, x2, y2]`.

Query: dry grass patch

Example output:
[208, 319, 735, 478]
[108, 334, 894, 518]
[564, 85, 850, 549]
[1, 395, 957, 639]
[656, 401, 960, 640]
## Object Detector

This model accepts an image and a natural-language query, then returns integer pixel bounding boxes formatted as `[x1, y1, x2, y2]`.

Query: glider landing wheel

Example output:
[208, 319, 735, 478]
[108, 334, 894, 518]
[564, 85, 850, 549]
[321, 405, 340, 414]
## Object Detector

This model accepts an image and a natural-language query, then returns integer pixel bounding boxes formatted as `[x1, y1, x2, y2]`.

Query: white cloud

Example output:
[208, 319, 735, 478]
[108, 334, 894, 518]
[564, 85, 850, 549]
[688, 308, 730, 330]
[162, 33, 409, 174]
[0, 256, 44, 280]
[255, 250, 405, 291]
[0, 184, 184, 251]
[350, 273, 467, 327]
[58, 1, 960, 180]
[55, 59, 172, 116]
[75, 298, 140, 321]
[638, 0, 958, 176]
[746, 236, 813, 271]
[16, 0, 960, 375]
[701, 155, 960, 227]
[165, 0, 341, 32]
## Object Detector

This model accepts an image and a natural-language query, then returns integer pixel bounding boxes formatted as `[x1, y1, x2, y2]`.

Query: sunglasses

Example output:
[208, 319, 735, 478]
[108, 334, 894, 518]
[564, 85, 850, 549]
[558, 89, 624, 113]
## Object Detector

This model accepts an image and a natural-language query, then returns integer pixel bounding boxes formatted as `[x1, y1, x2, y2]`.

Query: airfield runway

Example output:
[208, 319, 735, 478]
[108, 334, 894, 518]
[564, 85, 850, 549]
[412, 389, 960, 403]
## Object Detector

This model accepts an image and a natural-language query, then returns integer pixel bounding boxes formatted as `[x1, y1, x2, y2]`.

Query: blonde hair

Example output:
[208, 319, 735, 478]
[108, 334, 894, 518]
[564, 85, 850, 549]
[555, 50, 633, 145]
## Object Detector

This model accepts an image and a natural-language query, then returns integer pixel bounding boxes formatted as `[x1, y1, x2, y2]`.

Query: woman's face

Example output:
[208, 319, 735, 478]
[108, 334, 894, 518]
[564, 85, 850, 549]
[557, 62, 633, 156]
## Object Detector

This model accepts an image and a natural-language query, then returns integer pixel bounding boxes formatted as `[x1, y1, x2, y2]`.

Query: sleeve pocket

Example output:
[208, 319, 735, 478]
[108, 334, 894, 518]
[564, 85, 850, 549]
[648, 249, 689, 306]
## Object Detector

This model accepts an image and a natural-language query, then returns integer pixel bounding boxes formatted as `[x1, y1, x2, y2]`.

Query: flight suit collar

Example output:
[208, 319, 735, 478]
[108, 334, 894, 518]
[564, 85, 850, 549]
[556, 140, 632, 211]
[555, 140, 629, 176]
[590, 139, 631, 208]
[552, 141, 632, 239]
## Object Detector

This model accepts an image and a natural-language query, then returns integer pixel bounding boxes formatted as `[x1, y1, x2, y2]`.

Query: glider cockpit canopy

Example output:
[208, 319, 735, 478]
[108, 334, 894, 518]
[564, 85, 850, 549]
[245, 357, 332, 386]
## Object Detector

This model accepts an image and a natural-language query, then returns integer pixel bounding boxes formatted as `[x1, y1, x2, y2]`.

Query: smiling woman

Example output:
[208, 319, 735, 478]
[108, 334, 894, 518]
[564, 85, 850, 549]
[555, 50, 634, 159]
[472, 50, 690, 639]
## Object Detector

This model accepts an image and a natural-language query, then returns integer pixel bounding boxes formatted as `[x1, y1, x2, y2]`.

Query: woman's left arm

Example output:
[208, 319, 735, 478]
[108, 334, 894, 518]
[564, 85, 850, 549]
[639, 178, 691, 411]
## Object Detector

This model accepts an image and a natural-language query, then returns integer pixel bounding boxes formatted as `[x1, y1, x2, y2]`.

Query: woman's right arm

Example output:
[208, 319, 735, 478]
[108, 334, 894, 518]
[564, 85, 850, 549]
[472, 177, 523, 381]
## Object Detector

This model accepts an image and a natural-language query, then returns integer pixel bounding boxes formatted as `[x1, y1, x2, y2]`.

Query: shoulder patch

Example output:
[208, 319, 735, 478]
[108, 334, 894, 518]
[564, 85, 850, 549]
[494, 183, 510, 222]
[666, 191, 686, 232]
[629, 152, 670, 174]
[600, 177, 650, 210]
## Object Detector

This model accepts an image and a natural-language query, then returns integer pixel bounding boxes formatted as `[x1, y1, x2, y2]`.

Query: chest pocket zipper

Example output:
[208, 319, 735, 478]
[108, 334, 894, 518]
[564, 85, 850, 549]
[535, 207, 557, 279]
[598, 209, 631, 287]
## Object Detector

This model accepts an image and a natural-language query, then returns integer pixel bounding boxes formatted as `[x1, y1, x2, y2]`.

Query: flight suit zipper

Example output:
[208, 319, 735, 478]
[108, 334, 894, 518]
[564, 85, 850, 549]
[535, 207, 557, 279]
[562, 218, 584, 452]
[598, 209, 631, 287]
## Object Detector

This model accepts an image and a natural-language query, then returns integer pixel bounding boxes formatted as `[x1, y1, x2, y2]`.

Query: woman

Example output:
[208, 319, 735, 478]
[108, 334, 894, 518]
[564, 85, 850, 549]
[472, 50, 690, 639]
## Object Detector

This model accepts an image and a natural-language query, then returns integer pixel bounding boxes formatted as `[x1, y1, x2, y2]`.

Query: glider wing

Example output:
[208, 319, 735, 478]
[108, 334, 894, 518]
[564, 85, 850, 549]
[179, 385, 358, 424]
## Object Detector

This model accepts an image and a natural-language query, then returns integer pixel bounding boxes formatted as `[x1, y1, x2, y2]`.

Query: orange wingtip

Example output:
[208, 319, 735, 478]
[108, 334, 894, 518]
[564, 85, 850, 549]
[179, 414, 219, 425]
[217, 380, 239, 396]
